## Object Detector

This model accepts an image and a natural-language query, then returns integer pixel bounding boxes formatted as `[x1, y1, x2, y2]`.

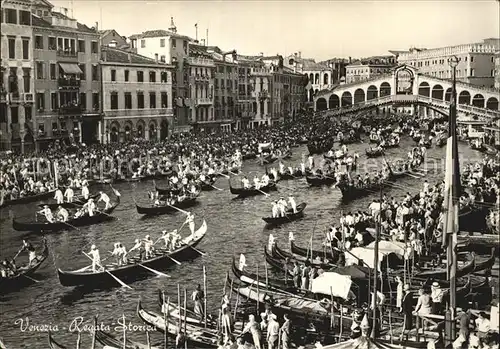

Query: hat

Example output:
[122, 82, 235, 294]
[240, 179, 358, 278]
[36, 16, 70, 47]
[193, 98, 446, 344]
[162, 230, 167, 234]
[403, 284, 410, 291]
[91, 244, 96, 250]
[146, 235, 150, 239]
[44, 205, 49, 208]
[432, 282, 440, 288]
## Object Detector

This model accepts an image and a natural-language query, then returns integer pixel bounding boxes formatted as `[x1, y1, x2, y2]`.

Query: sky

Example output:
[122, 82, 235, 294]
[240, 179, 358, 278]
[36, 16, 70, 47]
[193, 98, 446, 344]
[50, 0, 500, 61]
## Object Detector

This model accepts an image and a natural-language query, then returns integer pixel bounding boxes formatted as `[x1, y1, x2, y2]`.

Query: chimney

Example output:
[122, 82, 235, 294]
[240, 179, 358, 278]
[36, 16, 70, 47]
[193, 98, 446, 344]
[298, 51, 301, 58]
[294, 52, 297, 57]
[201, 39, 205, 46]
[103, 50, 107, 62]
[95, 22, 99, 32]
[259, 52, 264, 57]
[128, 52, 131, 62]
[155, 53, 159, 63]
[349, 56, 352, 64]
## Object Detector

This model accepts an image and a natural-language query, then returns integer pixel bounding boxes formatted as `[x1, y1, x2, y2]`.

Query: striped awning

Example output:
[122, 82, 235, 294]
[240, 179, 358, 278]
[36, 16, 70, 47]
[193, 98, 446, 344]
[59, 63, 82, 75]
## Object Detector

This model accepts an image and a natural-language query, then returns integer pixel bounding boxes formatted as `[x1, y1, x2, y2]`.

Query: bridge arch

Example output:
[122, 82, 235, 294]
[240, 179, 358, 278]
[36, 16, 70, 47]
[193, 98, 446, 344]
[458, 91, 471, 105]
[367, 85, 378, 100]
[486, 97, 499, 110]
[341, 91, 352, 107]
[329, 94, 340, 109]
[472, 94, 485, 108]
[354, 89, 365, 104]
[380, 82, 391, 97]
[431, 84, 444, 100]
[418, 82, 430, 97]
[444, 88, 452, 102]
[316, 97, 327, 111]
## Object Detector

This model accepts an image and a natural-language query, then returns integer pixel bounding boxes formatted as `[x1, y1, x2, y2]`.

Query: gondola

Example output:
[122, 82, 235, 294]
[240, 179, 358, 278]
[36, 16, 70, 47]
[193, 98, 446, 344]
[471, 248, 496, 273]
[323, 151, 346, 161]
[95, 329, 160, 349]
[365, 148, 384, 158]
[229, 180, 277, 198]
[155, 184, 181, 196]
[0, 239, 48, 292]
[200, 176, 217, 191]
[157, 290, 219, 327]
[383, 138, 400, 148]
[231, 255, 291, 290]
[13, 195, 120, 233]
[305, 174, 336, 187]
[0, 189, 56, 209]
[278, 169, 304, 180]
[57, 220, 207, 288]
[135, 192, 200, 216]
[137, 300, 220, 348]
[413, 254, 476, 279]
[38, 193, 100, 209]
[47, 331, 68, 349]
[262, 202, 307, 225]
[290, 240, 340, 262]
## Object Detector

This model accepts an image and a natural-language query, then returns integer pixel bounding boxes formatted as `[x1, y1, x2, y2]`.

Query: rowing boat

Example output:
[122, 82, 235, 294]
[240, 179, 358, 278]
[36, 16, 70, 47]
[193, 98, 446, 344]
[57, 220, 207, 288]
[262, 203, 307, 225]
[229, 180, 277, 198]
[38, 193, 100, 209]
[135, 192, 200, 216]
[365, 148, 385, 158]
[13, 196, 120, 233]
[305, 174, 336, 187]
[95, 329, 160, 349]
[0, 189, 56, 209]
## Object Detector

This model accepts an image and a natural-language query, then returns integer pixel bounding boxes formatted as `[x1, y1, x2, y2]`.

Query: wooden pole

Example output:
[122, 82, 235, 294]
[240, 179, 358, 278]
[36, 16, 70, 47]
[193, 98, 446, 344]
[339, 304, 343, 341]
[122, 314, 126, 349]
[256, 264, 260, 314]
[265, 261, 269, 289]
[223, 272, 228, 295]
[184, 288, 188, 349]
[341, 210, 345, 250]
[233, 285, 240, 320]
[91, 316, 97, 349]
[146, 330, 151, 349]
[163, 292, 168, 349]
[177, 284, 181, 328]
[371, 184, 382, 339]
[229, 278, 234, 302]
[76, 331, 81, 349]
[330, 287, 334, 330]
[203, 265, 208, 328]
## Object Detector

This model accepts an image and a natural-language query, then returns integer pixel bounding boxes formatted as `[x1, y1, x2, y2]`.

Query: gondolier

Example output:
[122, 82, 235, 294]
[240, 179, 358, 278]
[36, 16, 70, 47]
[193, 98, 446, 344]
[192, 284, 204, 319]
[81, 184, 90, 200]
[288, 196, 297, 213]
[88, 245, 101, 273]
[83, 198, 96, 216]
[21, 240, 36, 266]
[53, 188, 64, 204]
[98, 191, 111, 210]
[56, 206, 69, 222]
[185, 212, 195, 235]
[37, 205, 54, 223]
[144, 235, 155, 259]
[129, 239, 145, 260]
[64, 187, 74, 203]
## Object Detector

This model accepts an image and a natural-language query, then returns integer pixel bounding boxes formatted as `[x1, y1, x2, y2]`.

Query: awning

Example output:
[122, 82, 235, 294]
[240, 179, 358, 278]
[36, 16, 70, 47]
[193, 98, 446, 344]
[59, 63, 83, 75]
[310, 272, 352, 300]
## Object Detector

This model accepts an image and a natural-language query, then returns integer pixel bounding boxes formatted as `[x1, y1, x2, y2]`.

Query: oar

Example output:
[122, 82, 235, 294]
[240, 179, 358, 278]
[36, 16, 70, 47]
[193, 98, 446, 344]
[21, 274, 41, 283]
[167, 204, 189, 215]
[256, 188, 270, 197]
[82, 252, 132, 290]
[60, 220, 80, 231]
[13, 248, 23, 260]
[209, 184, 223, 191]
[187, 245, 206, 256]
[229, 171, 239, 176]
[218, 172, 230, 179]
[406, 173, 422, 179]
[138, 264, 170, 278]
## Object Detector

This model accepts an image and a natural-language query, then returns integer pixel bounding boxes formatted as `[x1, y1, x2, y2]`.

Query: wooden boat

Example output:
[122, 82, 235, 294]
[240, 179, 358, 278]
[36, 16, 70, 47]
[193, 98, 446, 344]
[137, 300, 220, 348]
[305, 174, 336, 187]
[278, 169, 305, 180]
[200, 176, 217, 191]
[0, 189, 56, 209]
[57, 220, 207, 288]
[242, 152, 257, 160]
[472, 248, 496, 273]
[229, 180, 277, 198]
[365, 147, 384, 158]
[155, 184, 181, 196]
[13, 196, 120, 233]
[290, 240, 340, 262]
[38, 193, 100, 209]
[231, 256, 292, 290]
[383, 138, 400, 148]
[413, 254, 476, 279]
[135, 192, 200, 216]
[262, 202, 307, 225]
[323, 151, 346, 161]
[47, 331, 67, 349]
[0, 239, 48, 292]
[95, 329, 160, 349]
[483, 144, 498, 155]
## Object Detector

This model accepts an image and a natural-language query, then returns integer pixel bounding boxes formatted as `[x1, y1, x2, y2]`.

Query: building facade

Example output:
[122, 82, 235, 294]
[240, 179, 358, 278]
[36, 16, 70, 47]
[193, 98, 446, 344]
[99, 29, 128, 49]
[31, 0, 101, 149]
[270, 66, 307, 124]
[345, 55, 397, 84]
[129, 19, 193, 132]
[100, 47, 174, 143]
[397, 39, 500, 88]
[494, 51, 500, 90]
[0, 0, 35, 152]
[236, 56, 264, 129]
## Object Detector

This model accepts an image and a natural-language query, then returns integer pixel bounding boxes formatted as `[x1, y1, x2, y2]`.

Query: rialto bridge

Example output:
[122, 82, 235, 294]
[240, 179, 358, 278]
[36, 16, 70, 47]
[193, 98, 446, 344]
[313, 65, 500, 120]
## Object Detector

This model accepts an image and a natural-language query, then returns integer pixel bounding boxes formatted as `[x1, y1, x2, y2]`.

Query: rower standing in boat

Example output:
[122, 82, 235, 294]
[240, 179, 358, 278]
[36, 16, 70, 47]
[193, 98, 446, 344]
[83, 198, 96, 216]
[88, 245, 101, 273]
[192, 284, 205, 319]
[81, 184, 90, 200]
[129, 239, 145, 260]
[56, 205, 69, 222]
[242, 176, 250, 189]
[288, 196, 297, 213]
[184, 212, 195, 235]
[118, 243, 127, 264]
[271, 201, 279, 218]
[277, 197, 288, 217]
[253, 176, 261, 190]
[37, 205, 54, 223]
[111, 243, 122, 265]
[144, 235, 155, 259]
[21, 240, 36, 266]
[54, 187, 64, 204]
[97, 191, 111, 210]
[64, 186, 74, 203]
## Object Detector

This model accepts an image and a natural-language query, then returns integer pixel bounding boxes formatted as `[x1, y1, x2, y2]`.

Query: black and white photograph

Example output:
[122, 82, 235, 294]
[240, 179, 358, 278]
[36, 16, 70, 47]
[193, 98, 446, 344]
[0, 0, 499, 348]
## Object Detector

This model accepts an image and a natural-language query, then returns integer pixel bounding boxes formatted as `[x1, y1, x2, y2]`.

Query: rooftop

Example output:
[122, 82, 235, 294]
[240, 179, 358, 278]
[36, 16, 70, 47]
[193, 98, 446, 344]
[102, 47, 173, 66]
[31, 12, 97, 33]
[129, 29, 191, 41]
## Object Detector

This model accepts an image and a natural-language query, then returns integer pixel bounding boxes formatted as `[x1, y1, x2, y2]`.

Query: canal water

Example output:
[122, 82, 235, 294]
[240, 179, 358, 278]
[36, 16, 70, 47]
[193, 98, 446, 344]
[0, 137, 488, 348]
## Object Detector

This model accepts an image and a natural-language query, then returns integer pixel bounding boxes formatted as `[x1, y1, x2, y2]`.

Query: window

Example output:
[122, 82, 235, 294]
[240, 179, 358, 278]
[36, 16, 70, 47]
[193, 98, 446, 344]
[141, 39, 146, 48]
[92, 92, 99, 111]
[137, 71, 144, 82]
[36, 92, 45, 110]
[470, 68, 475, 76]
[45, 37, 55, 51]
[111, 69, 116, 82]
[35, 35, 43, 49]
[79, 64, 86, 80]
[19, 10, 30, 25]
[38, 123, 45, 135]
[160, 38, 165, 47]
[50, 63, 56, 80]
[57, 37, 63, 50]
[11, 107, 19, 124]
[160, 55, 166, 63]
[91, 41, 98, 53]
[161, 92, 168, 108]
[78, 40, 85, 53]
[5, 9, 17, 24]
[110, 92, 118, 109]
[183, 40, 187, 52]
[36, 62, 44, 79]
[172, 39, 176, 48]
[149, 71, 156, 83]
[124, 70, 129, 82]
[91, 65, 98, 81]
[80, 92, 86, 110]
[25, 106, 32, 122]
[52, 122, 58, 132]
[149, 92, 156, 108]
[124, 92, 132, 109]
[23, 68, 31, 93]
[51, 92, 58, 110]
[8, 38, 15, 59]
[137, 92, 144, 109]
[160, 72, 167, 83]
[471, 56, 474, 63]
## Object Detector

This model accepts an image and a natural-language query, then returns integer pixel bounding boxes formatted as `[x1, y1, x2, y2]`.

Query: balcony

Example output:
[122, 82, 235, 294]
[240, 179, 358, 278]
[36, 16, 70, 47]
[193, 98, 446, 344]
[9, 92, 21, 103]
[185, 57, 215, 67]
[241, 111, 255, 119]
[57, 49, 78, 58]
[0, 90, 7, 104]
[195, 98, 213, 106]
[250, 68, 273, 76]
[58, 78, 81, 89]
[58, 104, 82, 115]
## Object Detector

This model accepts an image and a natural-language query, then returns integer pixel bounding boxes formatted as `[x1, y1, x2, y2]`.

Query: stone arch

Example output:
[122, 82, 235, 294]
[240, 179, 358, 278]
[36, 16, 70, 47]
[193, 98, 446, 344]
[418, 82, 430, 97]
[379, 82, 391, 97]
[109, 121, 120, 143]
[149, 120, 158, 141]
[328, 94, 340, 109]
[160, 119, 168, 140]
[136, 119, 146, 139]
[309, 73, 314, 83]
[486, 97, 499, 110]
[314, 73, 319, 85]
[353, 88, 365, 104]
[323, 73, 329, 85]
[431, 84, 444, 100]
[341, 91, 352, 107]
[471, 94, 485, 108]
[316, 97, 327, 111]
[367, 85, 378, 100]
[444, 88, 452, 102]
[458, 91, 471, 105]
[124, 121, 133, 142]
